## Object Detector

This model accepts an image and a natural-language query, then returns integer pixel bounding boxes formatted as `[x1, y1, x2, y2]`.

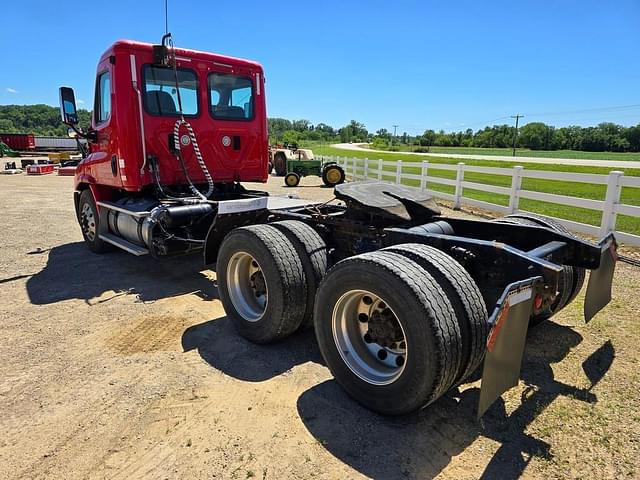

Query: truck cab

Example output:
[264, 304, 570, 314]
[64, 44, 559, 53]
[66, 39, 268, 196]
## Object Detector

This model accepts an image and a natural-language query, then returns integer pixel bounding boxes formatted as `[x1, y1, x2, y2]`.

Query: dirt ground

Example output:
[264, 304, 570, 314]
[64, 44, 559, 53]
[0, 168, 639, 480]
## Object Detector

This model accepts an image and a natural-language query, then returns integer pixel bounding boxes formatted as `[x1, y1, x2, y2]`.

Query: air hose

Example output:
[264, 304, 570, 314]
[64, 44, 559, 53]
[172, 119, 214, 199]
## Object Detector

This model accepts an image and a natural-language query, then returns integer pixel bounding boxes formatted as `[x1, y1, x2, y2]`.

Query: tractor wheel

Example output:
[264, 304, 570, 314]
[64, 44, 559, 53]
[383, 243, 489, 386]
[322, 164, 345, 187]
[284, 172, 300, 187]
[78, 189, 112, 254]
[314, 250, 462, 415]
[272, 220, 328, 330]
[217, 225, 307, 344]
[493, 214, 575, 326]
[273, 152, 287, 176]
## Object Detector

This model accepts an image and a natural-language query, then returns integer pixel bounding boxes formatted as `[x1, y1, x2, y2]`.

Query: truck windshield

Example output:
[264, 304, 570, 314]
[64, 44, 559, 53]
[143, 66, 199, 116]
[208, 73, 253, 120]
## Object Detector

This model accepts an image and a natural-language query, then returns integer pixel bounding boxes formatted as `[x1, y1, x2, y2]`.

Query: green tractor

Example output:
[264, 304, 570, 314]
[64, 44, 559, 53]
[284, 157, 346, 187]
[0, 142, 19, 158]
[269, 144, 346, 187]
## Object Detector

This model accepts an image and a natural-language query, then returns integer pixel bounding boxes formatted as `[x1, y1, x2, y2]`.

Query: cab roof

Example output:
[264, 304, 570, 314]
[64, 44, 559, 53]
[100, 39, 263, 70]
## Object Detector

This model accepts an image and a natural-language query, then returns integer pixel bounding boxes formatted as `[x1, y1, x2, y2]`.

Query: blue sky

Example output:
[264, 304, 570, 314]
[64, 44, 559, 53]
[1, 0, 638, 134]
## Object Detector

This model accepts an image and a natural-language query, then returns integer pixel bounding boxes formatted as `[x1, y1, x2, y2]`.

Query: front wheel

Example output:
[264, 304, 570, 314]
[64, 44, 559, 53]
[78, 189, 111, 253]
[284, 172, 300, 187]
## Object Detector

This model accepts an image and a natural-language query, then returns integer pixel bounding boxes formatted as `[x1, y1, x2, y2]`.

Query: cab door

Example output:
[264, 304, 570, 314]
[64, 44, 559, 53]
[86, 60, 122, 187]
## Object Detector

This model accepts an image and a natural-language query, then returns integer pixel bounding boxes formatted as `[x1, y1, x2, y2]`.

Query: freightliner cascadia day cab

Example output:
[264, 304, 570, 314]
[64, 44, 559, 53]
[59, 35, 618, 417]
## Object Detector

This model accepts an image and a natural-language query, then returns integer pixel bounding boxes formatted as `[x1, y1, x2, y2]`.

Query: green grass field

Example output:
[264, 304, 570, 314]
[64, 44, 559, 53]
[360, 144, 640, 161]
[308, 144, 640, 237]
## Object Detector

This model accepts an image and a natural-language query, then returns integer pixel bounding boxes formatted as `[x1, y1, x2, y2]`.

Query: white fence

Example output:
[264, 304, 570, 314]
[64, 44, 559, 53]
[324, 156, 640, 246]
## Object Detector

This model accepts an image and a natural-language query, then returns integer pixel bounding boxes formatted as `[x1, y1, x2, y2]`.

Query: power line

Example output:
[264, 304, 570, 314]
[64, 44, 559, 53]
[525, 103, 640, 118]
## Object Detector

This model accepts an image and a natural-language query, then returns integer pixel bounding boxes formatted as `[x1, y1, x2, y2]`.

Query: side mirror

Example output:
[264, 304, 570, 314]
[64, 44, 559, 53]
[67, 128, 78, 138]
[59, 86, 79, 125]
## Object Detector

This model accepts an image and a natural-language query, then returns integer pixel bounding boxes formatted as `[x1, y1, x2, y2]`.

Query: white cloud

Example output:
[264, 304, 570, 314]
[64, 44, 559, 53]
[6, 87, 18, 93]
[77, 99, 85, 104]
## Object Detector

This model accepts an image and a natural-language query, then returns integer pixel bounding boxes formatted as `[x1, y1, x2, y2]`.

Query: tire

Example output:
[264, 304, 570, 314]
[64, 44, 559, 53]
[493, 214, 574, 326]
[322, 164, 345, 186]
[78, 189, 111, 253]
[285, 172, 300, 187]
[217, 225, 307, 344]
[271, 221, 328, 330]
[383, 244, 488, 385]
[268, 161, 274, 174]
[273, 153, 287, 176]
[505, 213, 586, 307]
[314, 250, 462, 415]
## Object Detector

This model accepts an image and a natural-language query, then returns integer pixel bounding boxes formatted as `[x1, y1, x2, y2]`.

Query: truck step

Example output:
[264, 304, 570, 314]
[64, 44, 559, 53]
[96, 201, 152, 218]
[99, 233, 149, 256]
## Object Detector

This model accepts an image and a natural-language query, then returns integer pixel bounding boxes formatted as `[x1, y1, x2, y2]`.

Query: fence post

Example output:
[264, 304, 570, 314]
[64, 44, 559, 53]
[453, 162, 465, 210]
[352, 157, 357, 181]
[378, 159, 383, 180]
[420, 160, 429, 192]
[508, 166, 524, 213]
[364, 158, 369, 179]
[600, 170, 624, 236]
[396, 160, 403, 184]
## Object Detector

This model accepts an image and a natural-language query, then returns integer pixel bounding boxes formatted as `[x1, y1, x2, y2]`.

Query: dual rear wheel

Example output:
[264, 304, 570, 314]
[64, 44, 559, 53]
[217, 224, 488, 415]
[494, 213, 586, 326]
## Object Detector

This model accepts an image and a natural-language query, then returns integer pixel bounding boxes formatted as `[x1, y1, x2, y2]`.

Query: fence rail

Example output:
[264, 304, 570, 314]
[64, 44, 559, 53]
[320, 156, 640, 246]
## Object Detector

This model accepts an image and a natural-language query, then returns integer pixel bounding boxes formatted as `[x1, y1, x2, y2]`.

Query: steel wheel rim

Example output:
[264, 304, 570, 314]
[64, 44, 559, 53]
[326, 168, 341, 184]
[80, 202, 97, 241]
[286, 175, 297, 186]
[331, 289, 407, 385]
[226, 251, 268, 322]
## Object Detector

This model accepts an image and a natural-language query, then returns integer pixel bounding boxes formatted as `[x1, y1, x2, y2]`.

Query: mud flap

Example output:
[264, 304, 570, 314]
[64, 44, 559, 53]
[584, 234, 617, 323]
[477, 277, 542, 418]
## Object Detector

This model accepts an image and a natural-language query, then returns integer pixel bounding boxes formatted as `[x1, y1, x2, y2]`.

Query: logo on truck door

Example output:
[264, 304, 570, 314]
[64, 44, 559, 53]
[180, 135, 191, 146]
[222, 135, 231, 147]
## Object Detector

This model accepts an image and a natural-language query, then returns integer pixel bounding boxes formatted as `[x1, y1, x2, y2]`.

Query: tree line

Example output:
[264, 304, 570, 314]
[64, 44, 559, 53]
[1, 104, 638, 152]
[417, 122, 640, 152]
[270, 117, 640, 153]
[0, 104, 91, 136]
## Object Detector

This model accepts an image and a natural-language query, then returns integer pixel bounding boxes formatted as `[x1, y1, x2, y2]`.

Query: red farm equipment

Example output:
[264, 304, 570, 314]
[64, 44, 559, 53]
[60, 35, 618, 418]
[0, 133, 35, 151]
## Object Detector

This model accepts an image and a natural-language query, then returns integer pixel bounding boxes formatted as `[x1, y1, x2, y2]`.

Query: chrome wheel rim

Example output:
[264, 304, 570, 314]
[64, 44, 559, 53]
[80, 202, 97, 241]
[332, 289, 407, 385]
[226, 252, 268, 322]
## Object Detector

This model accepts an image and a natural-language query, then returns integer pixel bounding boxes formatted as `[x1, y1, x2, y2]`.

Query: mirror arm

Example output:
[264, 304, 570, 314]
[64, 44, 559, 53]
[68, 124, 97, 142]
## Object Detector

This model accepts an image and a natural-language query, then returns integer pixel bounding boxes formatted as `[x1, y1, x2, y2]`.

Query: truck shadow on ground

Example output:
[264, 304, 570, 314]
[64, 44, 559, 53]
[182, 319, 324, 381]
[26, 242, 218, 305]
[296, 323, 615, 480]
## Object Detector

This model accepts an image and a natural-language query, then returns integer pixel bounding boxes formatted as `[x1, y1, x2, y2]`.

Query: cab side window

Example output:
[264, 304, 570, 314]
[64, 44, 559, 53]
[95, 71, 111, 124]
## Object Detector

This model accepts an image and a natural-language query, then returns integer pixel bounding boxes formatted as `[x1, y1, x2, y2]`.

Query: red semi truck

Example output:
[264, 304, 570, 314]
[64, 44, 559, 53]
[59, 35, 617, 417]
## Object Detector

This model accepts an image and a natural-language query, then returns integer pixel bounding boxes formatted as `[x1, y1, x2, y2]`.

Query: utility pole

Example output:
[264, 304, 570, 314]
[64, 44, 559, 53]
[510, 114, 523, 157]
[392, 124, 398, 147]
